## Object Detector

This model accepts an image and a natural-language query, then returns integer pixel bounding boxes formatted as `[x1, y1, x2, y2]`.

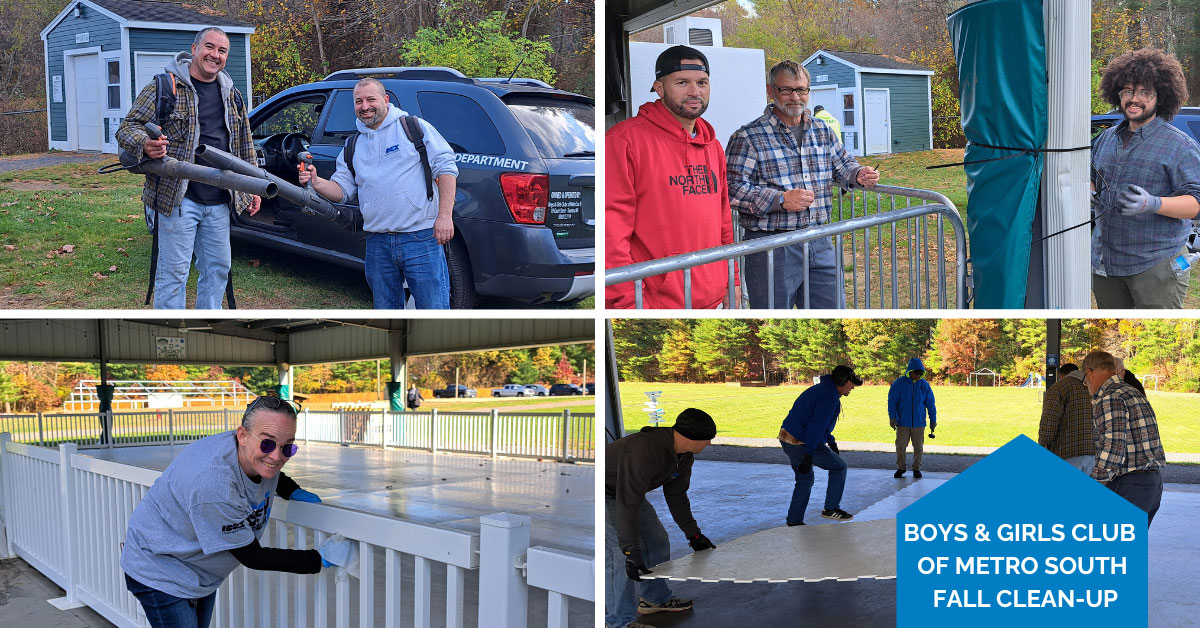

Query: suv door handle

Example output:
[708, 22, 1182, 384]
[568, 175, 594, 187]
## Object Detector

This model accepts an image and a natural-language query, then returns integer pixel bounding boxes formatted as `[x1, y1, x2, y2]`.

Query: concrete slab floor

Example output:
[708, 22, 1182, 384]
[85, 441, 593, 553]
[0, 557, 114, 627]
[639, 460, 1199, 627]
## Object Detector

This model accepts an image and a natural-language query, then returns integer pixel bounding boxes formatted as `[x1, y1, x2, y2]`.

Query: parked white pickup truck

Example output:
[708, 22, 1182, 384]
[492, 384, 527, 397]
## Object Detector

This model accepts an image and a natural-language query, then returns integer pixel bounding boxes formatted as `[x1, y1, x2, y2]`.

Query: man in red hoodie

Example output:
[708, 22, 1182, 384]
[606, 45, 740, 309]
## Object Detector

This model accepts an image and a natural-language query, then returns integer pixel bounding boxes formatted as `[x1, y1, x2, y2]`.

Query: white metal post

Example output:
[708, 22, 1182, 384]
[560, 410, 571, 462]
[0, 432, 13, 558]
[430, 409, 438, 454]
[38, 412, 44, 446]
[490, 409, 498, 459]
[1042, 0, 1091, 307]
[477, 513, 531, 628]
[48, 442, 84, 609]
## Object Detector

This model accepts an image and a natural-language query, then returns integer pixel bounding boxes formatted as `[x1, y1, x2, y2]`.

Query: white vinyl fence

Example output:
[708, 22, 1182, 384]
[0, 434, 594, 628]
[0, 409, 596, 463]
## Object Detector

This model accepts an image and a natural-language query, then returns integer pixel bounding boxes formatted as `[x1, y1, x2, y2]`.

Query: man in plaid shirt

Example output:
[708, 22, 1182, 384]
[1082, 351, 1165, 526]
[1037, 363, 1095, 474]
[1091, 48, 1200, 308]
[726, 59, 879, 309]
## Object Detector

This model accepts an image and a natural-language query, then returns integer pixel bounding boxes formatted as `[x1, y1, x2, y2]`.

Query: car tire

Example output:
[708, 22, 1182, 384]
[493, 392, 500, 397]
[445, 238, 478, 310]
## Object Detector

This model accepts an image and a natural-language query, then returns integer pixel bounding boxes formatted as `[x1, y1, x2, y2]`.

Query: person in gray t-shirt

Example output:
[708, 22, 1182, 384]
[121, 396, 355, 627]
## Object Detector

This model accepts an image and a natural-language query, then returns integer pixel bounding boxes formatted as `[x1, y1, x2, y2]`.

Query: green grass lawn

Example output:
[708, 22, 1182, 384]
[0, 162, 592, 309]
[618, 382, 1200, 453]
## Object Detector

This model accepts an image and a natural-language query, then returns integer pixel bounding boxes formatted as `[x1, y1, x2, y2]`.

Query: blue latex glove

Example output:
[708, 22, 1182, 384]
[290, 489, 322, 503]
[1117, 184, 1162, 215]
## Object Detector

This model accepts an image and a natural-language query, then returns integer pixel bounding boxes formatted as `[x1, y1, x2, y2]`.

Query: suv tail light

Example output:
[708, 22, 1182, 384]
[500, 173, 549, 224]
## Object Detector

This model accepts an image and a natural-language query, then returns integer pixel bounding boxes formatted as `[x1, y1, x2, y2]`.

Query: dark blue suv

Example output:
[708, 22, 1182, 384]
[1091, 106, 1200, 142]
[236, 67, 595, 308]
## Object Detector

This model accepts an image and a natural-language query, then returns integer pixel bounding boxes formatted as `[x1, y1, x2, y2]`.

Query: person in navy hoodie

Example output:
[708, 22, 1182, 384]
[778, 365, 862, 526]
[888, 358, 937, 479]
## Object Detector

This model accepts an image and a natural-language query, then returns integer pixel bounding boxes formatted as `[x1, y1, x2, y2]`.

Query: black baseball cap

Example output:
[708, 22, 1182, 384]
[832, 365, 864, 386]
[653, 45, 710, 90]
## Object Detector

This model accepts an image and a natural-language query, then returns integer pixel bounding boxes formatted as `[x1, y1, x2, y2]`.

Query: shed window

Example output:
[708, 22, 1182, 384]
[107, 61, 120, 109]
[843, 93, 855, 127]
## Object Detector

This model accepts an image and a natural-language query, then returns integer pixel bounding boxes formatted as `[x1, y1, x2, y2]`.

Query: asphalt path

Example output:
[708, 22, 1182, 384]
[697, 443, 1200, 483]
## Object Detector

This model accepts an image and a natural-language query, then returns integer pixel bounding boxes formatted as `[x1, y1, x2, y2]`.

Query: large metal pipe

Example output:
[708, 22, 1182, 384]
[118, 150, 278, 199]
[193, 144, 355, 229]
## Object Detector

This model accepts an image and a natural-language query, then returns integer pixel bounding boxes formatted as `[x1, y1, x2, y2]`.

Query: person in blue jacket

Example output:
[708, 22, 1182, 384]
[888, 358, 937, 479]
[778, 365, 862, 526]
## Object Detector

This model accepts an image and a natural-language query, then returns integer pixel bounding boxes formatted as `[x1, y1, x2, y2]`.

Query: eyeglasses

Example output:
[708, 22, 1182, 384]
[246, 431, 299, 457]
[1118, 88, 1155, 100]
[772, 85, 810, 96]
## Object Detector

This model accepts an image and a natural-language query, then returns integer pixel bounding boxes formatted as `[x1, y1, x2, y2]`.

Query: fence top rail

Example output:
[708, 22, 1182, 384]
[526, 545, 595, 601]
[605, 201, 964, 286]
[71, 452, 162, 486]
[273, 499, 480, 567]
[3, 436, 61, 462]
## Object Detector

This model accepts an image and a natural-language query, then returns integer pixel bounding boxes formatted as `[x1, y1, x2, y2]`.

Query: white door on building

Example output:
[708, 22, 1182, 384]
[71, 54, 102, 151]
[135, 53, 176, 93]
[864, 88, 891, 155]
[808, 86, 841, 134]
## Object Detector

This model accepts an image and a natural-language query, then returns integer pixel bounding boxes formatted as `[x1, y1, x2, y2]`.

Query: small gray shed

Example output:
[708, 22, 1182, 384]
[801, 50, 934, 156]
[40, 0, 254, 154]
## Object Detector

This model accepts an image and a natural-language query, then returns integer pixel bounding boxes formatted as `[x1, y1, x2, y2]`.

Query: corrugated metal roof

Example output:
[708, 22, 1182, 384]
[0, 319, 593, 366]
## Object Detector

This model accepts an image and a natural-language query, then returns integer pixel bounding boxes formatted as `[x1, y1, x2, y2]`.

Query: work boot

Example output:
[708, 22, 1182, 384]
[913, 469, 923, 478]
[894, 470, 905, 478]
[821, 508, 854, 521]
[638, 597, 693, 615]
[787, 521, 807, 526]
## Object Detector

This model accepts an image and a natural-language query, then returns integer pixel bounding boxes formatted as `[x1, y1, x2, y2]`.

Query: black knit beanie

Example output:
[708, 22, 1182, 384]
[673, 408, 716, 441]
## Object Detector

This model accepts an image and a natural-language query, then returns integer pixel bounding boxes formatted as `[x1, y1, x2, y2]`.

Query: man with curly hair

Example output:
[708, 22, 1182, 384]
[1091, 48, 1200, 308]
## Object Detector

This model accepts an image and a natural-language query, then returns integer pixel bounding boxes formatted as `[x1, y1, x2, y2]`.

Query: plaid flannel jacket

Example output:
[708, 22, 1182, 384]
[115, 65, 255, 217]
[1089, 375, 1165, 483]
[726, 104, 862, 231]
[1037, 373, 1095, 460]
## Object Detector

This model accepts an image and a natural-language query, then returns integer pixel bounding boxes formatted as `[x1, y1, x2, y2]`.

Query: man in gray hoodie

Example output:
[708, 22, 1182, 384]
[300, 78, 459, 309]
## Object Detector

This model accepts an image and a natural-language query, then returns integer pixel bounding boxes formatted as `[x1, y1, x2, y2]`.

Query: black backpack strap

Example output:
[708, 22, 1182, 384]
[225, 267, 237, 309]
[400, 115, 434, 201]
[344, 132, 359, 180]
[145, 212, 159, 306]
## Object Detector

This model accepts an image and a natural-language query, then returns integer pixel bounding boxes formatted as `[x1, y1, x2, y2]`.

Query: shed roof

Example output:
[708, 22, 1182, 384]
[91, 0, 251, 27]
[806, 50, 934, 74]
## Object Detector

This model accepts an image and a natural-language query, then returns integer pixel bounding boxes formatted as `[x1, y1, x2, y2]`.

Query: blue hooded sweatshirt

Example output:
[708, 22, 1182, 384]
[780, 374, 841, 455]
[888, 357, 937, 429]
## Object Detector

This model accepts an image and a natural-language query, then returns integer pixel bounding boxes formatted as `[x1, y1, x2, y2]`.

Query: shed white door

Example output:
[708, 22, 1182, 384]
[71, 54, 102, 151]
[864, 88, 891, 155]
[135, 53, 175, 93]
[808, 87, 841, 137]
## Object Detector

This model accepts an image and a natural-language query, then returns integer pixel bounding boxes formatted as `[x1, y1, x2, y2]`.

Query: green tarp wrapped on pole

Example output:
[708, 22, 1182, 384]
[387, 381, 404, 412]
[948, 0, 1048, 308]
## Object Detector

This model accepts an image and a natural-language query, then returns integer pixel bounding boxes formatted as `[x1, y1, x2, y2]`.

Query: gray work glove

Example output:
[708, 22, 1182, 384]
[318, 534, 360, 580]
[1117, 184, 1162, 216]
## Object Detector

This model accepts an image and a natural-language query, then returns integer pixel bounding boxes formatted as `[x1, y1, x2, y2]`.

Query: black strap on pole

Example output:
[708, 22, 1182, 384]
[926, 142, 1091, 170]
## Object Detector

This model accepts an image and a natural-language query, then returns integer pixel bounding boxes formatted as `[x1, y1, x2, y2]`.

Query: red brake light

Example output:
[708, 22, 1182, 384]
[500, 173, 549, 224]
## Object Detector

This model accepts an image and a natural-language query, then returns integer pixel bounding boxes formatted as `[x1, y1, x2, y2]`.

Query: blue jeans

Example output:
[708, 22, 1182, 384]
[781, 441, 847, 525]
[364, 230, 450, 309]
[743, 232, 842, 309]
[605, 498, 673, 628]
[125, 574, 216, 628]
[153, 197, 231, 310]
[1107, 470, 1163, 527]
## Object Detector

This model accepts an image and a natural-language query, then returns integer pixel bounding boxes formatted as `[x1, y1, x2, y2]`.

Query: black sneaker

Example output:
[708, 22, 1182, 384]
[894, 470, 905, 478]
[787, 521, 807, 526]
[821, 508, 854, 521]
[913, 470, 923, 478]
[638, 597, 693, 615]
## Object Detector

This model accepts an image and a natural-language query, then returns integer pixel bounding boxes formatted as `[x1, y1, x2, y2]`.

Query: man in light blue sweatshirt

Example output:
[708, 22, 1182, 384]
[299, 78, 459, 309]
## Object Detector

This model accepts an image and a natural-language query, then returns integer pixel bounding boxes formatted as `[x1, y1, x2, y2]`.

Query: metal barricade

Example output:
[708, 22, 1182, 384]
[605, 184, 972, 309]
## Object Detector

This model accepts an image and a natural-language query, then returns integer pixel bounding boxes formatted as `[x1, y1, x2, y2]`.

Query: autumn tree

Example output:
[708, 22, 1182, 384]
[552, 350, 577, 384]
[690, 318, 753, 381]
[927, 319, 1002, 382]
[657, 320, 696, 382]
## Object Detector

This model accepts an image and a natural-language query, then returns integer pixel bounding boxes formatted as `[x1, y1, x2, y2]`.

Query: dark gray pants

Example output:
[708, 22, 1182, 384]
[743, 231, 841, 309]
[1107, 469, 1163, 527]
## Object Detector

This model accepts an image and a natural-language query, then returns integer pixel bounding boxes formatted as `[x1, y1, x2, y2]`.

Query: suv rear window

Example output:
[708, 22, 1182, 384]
[415, 92, 506, 155]
[504, 95, 595, 159]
